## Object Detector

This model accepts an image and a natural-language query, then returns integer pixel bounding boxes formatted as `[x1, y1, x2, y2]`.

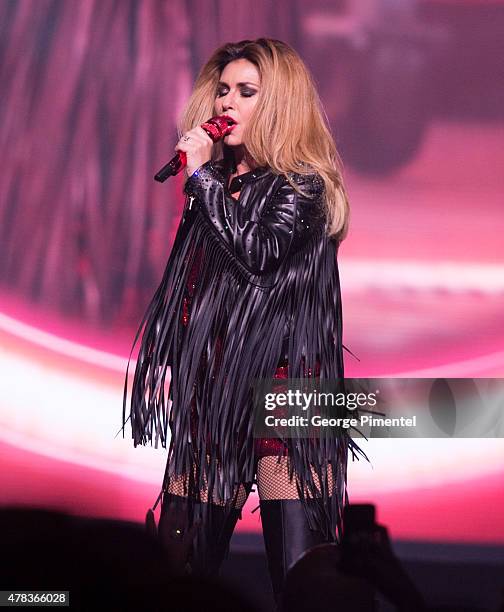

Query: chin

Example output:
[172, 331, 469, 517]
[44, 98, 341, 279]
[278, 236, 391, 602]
[224, 135, 242, 147]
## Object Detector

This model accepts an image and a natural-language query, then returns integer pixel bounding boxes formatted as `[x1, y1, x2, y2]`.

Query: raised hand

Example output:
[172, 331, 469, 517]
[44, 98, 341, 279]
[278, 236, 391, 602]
[175, 127, 214, 177]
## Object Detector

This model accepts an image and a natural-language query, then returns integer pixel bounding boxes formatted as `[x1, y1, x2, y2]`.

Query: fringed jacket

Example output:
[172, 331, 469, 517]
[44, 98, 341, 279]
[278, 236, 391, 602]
[123, 158, 365, 540]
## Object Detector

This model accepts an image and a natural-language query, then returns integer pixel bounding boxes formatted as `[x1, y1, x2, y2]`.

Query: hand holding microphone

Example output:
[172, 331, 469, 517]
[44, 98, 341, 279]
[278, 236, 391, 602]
[154, 115, 236, 182]
[174, 126, 213, 178]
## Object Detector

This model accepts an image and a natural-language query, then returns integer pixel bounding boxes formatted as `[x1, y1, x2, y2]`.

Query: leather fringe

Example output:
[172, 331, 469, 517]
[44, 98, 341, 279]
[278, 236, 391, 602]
[122, 207, 368, 542]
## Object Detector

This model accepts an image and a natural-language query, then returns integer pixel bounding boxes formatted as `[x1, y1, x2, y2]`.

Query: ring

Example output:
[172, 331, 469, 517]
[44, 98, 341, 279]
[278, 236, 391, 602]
[182, 136, 190, 142]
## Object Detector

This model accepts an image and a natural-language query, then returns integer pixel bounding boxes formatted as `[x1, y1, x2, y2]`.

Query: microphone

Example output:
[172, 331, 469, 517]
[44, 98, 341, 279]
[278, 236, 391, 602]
[154, 115, 236, 182]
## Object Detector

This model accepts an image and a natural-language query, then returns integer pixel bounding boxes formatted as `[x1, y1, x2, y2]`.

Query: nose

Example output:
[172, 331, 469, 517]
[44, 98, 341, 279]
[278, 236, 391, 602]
[221, 88, 237, 111]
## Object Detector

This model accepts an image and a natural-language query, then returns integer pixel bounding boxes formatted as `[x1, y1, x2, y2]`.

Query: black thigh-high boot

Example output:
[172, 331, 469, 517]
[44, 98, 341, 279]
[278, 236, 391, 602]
[260, 499, 327, 609]
[157, 492, 244, 577]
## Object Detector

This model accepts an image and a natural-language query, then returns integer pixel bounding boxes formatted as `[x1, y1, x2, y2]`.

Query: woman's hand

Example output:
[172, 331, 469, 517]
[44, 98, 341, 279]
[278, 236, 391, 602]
[175, 126, 214, 177]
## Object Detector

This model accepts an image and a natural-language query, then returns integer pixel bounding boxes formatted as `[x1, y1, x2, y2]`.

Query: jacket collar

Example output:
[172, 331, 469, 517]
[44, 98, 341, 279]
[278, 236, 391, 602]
[228, 167, 270, 194]
[213, 159, 271, 194]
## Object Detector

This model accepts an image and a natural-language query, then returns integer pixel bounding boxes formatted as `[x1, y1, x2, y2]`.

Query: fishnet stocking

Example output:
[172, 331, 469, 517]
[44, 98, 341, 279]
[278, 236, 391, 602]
[165, 455, 335, 506]
[166, 455, 250, 509]
[256, 455, 334, 500]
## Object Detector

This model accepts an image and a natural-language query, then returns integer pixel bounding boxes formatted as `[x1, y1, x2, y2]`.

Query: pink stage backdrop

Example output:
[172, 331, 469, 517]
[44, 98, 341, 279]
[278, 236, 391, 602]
[1, 1, 503, 544]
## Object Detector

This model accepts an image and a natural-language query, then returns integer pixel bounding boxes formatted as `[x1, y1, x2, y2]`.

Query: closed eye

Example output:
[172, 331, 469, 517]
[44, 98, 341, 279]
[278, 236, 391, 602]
[216, 86, 258, 98]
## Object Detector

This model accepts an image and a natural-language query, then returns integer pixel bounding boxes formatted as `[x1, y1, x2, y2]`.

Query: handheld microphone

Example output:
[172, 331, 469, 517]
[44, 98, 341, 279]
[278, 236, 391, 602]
[154, 115, 236, 182]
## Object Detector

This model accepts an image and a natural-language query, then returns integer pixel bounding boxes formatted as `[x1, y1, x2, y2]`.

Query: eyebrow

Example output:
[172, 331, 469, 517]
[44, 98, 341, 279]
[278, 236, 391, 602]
[217, 81, 260, 88]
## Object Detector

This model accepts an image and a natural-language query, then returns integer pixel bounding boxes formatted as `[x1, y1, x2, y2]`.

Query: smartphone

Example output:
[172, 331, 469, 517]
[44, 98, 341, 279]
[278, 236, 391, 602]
[344, 504, 376, 534]
[342, 503, 377, 554]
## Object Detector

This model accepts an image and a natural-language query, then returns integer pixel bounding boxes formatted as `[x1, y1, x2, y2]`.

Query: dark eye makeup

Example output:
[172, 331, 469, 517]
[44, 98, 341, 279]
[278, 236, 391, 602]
[216, 86, 258, 98]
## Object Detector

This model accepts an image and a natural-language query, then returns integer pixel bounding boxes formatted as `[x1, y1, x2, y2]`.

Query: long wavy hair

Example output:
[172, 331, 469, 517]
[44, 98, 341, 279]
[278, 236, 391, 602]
[179, 38, 349, 240]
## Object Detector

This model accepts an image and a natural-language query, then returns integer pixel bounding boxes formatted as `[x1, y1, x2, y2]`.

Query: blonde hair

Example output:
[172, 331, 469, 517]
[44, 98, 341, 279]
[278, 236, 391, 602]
[179, 38, 349, 240]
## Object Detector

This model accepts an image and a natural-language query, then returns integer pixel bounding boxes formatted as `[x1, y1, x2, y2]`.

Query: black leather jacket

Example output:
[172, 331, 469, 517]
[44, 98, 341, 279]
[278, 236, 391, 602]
[125, 157, 357, 540]
[184, 159, 327, 275]
[183, 159, 327, 361]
